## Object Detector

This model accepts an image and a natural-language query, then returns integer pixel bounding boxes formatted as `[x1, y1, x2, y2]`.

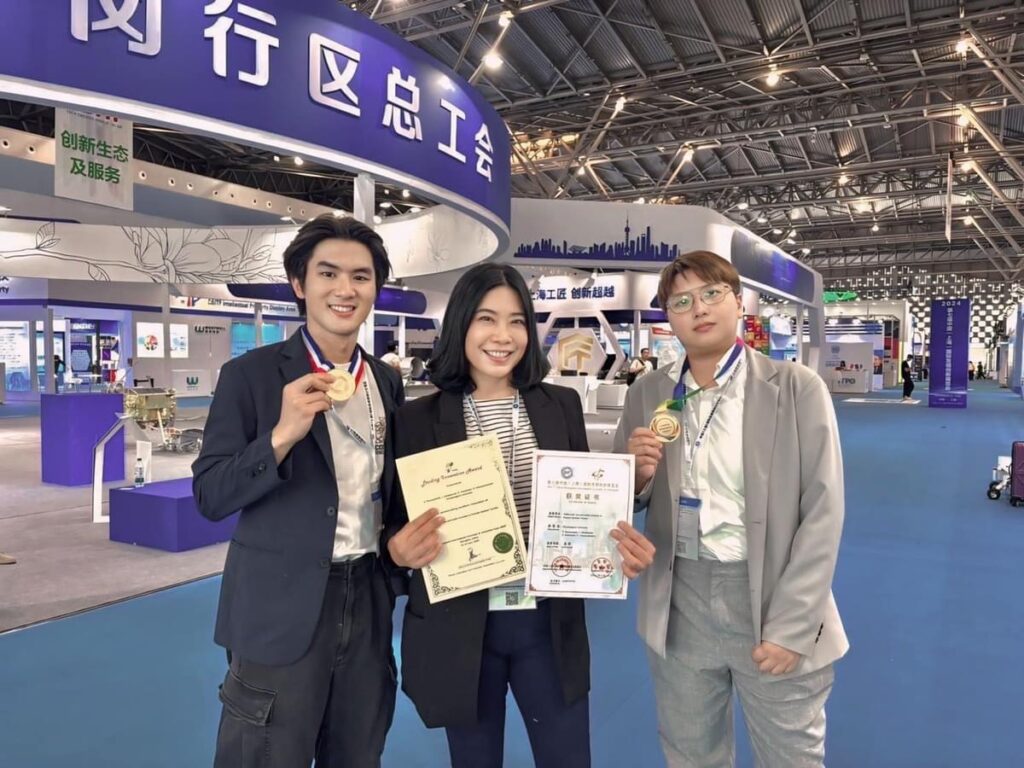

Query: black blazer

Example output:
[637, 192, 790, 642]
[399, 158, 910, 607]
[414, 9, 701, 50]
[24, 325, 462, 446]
[386, 383, 591, 728]
[192, 330, 404, 666]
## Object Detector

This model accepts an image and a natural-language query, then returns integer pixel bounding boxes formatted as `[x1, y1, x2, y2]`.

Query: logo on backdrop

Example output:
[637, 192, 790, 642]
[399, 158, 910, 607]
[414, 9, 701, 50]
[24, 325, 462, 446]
[194, 325, 226, 335]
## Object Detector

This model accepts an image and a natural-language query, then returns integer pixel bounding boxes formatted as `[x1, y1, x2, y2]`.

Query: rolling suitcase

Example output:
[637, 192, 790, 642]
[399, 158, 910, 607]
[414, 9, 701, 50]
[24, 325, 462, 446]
[1011, 442, 1024, 507]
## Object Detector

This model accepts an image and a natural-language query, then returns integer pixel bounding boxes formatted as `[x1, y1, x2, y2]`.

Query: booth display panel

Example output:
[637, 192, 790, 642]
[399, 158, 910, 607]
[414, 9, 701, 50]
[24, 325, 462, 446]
[40, 393, 125, 486]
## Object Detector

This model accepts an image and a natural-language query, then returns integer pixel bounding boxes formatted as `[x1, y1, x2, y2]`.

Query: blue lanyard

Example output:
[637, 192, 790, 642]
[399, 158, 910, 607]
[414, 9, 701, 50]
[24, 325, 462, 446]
[674, 338, 745, 402]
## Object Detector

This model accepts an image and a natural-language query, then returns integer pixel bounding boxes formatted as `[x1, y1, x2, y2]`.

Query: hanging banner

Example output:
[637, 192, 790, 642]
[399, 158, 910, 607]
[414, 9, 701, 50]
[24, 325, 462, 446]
[928, 299, 970, 408]
[54, 108, 134, 211]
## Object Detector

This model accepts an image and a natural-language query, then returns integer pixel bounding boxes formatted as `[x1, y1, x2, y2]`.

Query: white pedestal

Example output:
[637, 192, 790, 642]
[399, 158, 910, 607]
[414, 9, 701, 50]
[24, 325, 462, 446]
[596, 382, 628, 409]
[548, 375, 599, 414]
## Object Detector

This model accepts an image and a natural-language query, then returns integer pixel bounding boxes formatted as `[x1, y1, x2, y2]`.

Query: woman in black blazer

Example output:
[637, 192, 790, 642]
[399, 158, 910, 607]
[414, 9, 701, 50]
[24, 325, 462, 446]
[384, 263, 654, 768]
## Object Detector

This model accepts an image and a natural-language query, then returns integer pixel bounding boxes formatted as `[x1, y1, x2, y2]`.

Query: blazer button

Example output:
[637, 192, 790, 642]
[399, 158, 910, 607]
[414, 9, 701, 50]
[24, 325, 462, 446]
[256, 462, 266, 473]
[326, 506, 336, 517]
[320, 558, 330, 568]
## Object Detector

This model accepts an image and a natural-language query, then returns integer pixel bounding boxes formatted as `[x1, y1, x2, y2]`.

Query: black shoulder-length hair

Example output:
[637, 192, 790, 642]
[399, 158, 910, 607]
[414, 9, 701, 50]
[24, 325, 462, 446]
[429, 262, 550, 393]
[282, 214, 391, 315]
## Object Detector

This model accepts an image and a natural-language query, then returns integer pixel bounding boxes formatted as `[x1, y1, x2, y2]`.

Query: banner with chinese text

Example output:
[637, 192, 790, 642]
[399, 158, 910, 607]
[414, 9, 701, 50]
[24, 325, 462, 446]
[928, 298, 970, 408]
[54, 108, 134, 211]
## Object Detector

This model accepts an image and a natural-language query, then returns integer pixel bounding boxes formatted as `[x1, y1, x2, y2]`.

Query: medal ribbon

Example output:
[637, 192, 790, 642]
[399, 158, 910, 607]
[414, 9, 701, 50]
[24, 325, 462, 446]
[655, 338, 745, 413]
[300, 325, 365, 387]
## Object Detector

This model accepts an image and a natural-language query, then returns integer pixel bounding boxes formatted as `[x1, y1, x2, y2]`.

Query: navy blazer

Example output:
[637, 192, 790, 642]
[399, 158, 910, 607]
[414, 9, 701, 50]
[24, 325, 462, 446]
[193, 330, 404, 666]
[385, 383, 592, 728]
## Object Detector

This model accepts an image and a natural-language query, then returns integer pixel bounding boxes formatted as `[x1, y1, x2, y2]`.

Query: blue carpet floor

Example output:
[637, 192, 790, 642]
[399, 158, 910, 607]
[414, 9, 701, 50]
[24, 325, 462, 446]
[1, 381, 1022, 767]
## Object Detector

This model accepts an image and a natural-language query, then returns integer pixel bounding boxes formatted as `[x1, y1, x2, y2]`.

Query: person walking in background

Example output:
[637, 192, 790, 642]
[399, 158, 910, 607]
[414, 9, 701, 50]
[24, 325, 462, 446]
[380, 340, 402, 373]
[616, 250, 847, 768]
[968, 361, 976, 381]
[902, 355, 915, 402]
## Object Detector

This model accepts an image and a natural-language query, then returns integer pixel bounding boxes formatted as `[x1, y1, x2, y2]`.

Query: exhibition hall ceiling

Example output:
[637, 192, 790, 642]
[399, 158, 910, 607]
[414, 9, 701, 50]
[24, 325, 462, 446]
[2, 0, 1023, 286]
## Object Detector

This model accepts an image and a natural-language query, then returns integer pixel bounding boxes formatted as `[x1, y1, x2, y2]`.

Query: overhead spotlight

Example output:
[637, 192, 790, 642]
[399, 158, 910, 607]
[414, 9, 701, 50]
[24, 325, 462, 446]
[960, 159, 973, 172]
[787, 229, 797, 238]
[401, 189, 411, 199]
[614, 95, 627, 114]
[409, 206, 421, 213]
[785, 237, 796, 244]
[380, 201, 392, 209]
[955, 39, 969, 55]
[577, 166, 586, 176]
[801, 248, 811, 255]
[766, 70, 780, 87]
[373, 214, 383, 225]
[963, 215, 975, 226]
[186, 182, 194, 191]
[498, 10, 513, 28]
[957, 112, 969, 127]
[871, 222, 880, 232]
[757, 215, 768, 223]
[293, 156, 304, 166]
[737, 201, 749, 210]
[838, 173, 850, 186]
[483, 51, 503, 69]
[772, 228, 783, 235]
[273, 155, 280, 162]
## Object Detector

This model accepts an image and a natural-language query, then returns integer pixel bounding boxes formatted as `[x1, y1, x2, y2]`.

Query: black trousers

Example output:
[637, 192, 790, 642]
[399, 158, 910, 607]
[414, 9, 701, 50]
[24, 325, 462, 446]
[903, 378, 915, 398]
[445, 600, 591, 768]
[213, 555, 397, 768]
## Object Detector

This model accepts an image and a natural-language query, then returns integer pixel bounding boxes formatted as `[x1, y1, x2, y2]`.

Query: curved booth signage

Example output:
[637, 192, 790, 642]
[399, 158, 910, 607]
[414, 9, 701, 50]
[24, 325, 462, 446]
[0, 0, 510, 253]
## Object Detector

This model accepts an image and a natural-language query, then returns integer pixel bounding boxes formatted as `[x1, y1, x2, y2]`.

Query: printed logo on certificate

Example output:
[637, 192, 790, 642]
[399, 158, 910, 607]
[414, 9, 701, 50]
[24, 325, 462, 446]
[525, 450, 635, 600]
[396, 435, 528, 604]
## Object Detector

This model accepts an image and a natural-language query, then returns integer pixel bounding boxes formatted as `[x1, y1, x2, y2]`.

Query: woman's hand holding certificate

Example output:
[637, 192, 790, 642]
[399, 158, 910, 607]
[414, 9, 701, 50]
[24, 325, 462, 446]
[395, 434, 527, 604]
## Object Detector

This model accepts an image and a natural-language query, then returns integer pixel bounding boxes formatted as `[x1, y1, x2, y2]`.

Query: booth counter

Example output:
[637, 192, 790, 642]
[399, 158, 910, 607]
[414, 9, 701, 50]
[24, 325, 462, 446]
[829, 370, 870, 394]
[548, 375, 599, 414]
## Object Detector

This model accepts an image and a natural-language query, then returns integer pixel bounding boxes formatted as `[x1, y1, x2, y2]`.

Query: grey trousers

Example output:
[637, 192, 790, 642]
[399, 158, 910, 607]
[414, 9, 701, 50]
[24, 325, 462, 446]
[647, 558, 833, 768]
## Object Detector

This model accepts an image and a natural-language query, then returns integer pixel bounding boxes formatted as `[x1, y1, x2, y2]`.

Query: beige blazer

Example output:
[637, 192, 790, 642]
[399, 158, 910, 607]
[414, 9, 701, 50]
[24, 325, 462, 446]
[613, 348, 849, 676]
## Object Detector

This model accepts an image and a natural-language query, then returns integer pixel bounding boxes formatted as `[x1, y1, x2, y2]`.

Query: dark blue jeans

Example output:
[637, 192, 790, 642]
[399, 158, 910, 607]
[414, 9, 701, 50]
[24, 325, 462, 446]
[445, 600, 591, 768]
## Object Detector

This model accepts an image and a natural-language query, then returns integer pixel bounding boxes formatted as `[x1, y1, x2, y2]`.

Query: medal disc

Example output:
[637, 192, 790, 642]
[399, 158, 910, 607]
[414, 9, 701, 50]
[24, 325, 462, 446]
[649, 411, 681, 443]
[327, 369, 356, 402]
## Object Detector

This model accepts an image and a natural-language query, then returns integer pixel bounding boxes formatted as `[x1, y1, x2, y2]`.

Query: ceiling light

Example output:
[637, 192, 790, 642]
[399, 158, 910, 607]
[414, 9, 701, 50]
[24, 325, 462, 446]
[787, 229, 797, 238]
[577, 166, 586, 176]
[956, 113, 969, 127]
[681, 148, 694, 164]
[955, 39, 969, 55]
[401, 189, 411, 199]
[838, 173, 850, 186]
[785, 237, 796, 244]
[766, 70, 780, 87]
[737, 201, 749, 210]
[402, 284, 409, 292]
[409, 206, 421, 213]
[498, 10, 513, 27]
[380, 201, 392, 209]
[614, 95, 627, 114]
[757, 216, 768, 224]
[871, 223, 880, 232]
[963, 215, 975, 226]
[772, 228, 783, 235]
[293, 156, 304, 166]
[186, 183, 194, 191]
[960, 159, 973, 172]
[373, 215, 383, 225]
[273, 155, 280, 162]
[854, 201, 872, 213]
[483, 51, 503, 69]
[635, 197, 646, 204]
[801, 248, 811, 255]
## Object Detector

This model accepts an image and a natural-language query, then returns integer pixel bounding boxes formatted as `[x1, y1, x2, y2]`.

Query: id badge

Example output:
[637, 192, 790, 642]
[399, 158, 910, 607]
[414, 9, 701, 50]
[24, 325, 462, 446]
[675, 497, 701, 560]
[488, 580, 537, 611]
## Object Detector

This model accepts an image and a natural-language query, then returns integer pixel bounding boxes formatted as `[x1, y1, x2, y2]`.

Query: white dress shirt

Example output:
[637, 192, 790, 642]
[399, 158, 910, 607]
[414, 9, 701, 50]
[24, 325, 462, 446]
[326, 365, 385, 561]
[673, 345, 748, 561]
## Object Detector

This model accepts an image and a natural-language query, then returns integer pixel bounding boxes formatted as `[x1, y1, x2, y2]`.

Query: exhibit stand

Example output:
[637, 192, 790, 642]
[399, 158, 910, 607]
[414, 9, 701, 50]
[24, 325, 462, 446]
[109, 478, 236, 552]
[41, 393, 124, 486]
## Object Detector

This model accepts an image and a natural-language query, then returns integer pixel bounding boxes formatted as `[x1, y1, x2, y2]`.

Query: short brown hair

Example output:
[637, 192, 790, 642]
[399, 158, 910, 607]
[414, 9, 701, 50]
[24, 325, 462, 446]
[656, 250, 741, 310]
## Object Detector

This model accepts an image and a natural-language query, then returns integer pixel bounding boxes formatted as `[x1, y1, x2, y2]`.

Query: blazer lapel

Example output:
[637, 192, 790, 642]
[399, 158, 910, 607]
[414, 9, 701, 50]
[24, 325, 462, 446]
[278, 330, 333, 471]
[742, 349, 779, 604]
[434, 390, 468, 446]
[656, 371, 684, 508]
[521, 386, 563, 450]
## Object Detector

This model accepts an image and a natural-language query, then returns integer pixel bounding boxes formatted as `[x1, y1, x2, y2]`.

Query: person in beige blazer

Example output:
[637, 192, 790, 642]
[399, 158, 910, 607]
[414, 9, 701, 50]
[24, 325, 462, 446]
[614, 250, 848, 768]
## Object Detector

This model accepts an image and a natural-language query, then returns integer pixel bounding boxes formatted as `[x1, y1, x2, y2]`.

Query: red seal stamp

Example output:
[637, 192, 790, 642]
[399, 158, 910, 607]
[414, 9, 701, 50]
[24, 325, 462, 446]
[591, 556, 615, 579]
[551, 555, 573, 577]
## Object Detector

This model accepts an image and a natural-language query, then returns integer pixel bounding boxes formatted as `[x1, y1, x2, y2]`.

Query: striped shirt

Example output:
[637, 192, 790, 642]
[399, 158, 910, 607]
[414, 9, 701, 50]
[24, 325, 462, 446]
[463, 395, 538, 540]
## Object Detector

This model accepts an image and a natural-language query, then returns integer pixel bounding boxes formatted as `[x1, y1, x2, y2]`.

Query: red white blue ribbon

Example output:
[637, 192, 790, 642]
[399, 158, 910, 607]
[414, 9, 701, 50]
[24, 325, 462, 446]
[299, 325, 365, 386]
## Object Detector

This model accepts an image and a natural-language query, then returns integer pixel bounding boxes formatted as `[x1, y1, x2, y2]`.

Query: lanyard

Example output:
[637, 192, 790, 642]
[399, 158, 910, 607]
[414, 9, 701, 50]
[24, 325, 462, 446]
[300, 326, 381, 483]
[680, 345, 744, 486]
[465, 393, 521, 487]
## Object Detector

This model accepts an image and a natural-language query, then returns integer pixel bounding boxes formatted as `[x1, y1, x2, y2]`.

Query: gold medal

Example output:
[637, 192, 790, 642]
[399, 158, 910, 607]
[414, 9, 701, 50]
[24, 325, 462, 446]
[327, 368, 356, 402]
[649, 411, 681, 443]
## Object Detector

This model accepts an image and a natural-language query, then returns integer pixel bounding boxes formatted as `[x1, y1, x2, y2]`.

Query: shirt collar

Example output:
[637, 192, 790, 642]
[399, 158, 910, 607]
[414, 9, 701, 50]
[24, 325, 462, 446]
[678, 344, 744, 391]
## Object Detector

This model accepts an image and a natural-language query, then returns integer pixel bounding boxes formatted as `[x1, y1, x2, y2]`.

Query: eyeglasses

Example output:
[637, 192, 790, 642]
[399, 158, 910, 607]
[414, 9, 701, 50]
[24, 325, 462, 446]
[665, 283, 736, 314]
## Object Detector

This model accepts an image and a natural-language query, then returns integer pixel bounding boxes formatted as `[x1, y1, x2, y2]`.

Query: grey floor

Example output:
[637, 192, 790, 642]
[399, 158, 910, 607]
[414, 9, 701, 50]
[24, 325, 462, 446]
[0, 405, 620, 633]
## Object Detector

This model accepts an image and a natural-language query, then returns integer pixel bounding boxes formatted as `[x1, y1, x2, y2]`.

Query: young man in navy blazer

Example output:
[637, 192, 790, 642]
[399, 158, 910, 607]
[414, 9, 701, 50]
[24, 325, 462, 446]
[193, 214, 405, 767]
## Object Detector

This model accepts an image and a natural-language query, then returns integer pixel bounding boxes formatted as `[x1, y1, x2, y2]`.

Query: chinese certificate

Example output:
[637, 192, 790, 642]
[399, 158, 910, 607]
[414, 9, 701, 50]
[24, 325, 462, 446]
[396, 435, 527, 604]
[526, 450, 635, 600]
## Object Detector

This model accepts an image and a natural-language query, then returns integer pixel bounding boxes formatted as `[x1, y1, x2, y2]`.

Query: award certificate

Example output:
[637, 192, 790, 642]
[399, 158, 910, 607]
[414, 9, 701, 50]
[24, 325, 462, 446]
[396, 434, 527, 604]
[525, 450, 635, 599]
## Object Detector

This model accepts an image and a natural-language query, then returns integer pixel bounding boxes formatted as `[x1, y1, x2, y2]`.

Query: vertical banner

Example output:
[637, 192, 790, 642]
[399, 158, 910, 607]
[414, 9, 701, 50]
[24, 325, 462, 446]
[54, 108, 134, 211]
[928, 299, 970, 408]
[945, 154, 953, 244]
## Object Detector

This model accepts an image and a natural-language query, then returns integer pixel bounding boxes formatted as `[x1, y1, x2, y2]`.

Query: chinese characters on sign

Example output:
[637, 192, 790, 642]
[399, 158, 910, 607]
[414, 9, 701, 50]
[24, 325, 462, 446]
[532, 286, 617, 301]
[54, 108, 134, 211]
[67, 1, 498, 184]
